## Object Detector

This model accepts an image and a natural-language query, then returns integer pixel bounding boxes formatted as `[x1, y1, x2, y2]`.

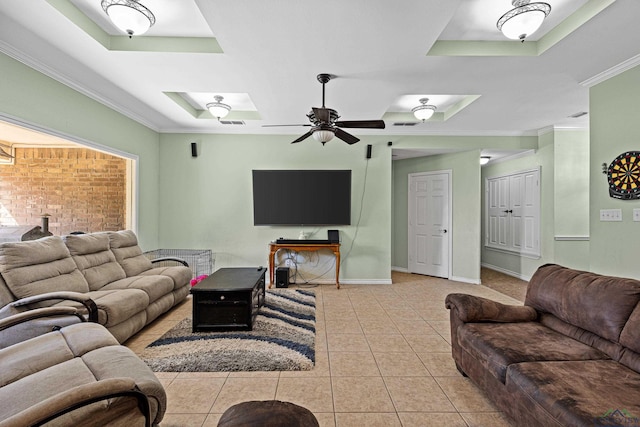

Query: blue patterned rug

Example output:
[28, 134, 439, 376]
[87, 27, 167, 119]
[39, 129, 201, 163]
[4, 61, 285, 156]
[140, 289, 315, 372]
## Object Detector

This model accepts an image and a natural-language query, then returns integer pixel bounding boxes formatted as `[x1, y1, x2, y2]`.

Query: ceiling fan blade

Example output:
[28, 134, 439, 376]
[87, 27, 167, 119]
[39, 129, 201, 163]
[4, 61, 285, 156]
[334, 128, 360, 145]
[291, 131, 314, 144]
[335, 120, 386, 129]
[262, 124, 312, 127]
[312, 107, 331, 123]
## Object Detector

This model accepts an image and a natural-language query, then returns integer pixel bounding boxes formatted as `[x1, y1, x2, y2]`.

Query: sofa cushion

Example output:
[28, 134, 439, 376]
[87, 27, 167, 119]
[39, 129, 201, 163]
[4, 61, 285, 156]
[54, 289, 149, 328]
[0, 236, 89, 299]
[458, 321, 610, 383]
[526, 264, 640, 343]
[139, 266, 193, 290]
[108, 230, 153, 277]
[506, 360, 640, 427]
[64, 233, 127, 291]
[100, 275, 174, 304]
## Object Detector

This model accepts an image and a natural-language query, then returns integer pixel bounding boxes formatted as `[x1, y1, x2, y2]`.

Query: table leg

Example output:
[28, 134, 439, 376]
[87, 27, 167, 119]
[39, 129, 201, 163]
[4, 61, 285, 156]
[268, 249, 275, 289]
[334, 249, 340, 289]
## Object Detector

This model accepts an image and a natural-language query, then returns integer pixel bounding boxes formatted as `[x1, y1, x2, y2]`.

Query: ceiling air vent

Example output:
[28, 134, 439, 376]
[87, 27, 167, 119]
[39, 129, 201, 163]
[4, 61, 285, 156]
[219, 120, 246, 125]
[393, 122, 419, 126]
[569, 112, 588, 118]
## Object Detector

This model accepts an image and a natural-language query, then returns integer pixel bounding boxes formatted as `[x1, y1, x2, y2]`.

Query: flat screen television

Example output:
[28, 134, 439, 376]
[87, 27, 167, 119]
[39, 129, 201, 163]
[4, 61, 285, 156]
[252, 170, 351, 226]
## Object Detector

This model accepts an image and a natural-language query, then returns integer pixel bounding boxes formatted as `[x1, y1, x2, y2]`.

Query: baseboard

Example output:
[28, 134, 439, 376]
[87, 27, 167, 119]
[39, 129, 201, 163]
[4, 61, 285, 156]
[391, 266, 409, 273]
[290, 279, 393, 286]
[450, 275, 481, 285]
[481, 263, 532, 282]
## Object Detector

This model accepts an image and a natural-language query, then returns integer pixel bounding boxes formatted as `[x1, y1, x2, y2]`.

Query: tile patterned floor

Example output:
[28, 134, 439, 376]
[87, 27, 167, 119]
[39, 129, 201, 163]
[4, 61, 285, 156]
[125, 270, 526, 427]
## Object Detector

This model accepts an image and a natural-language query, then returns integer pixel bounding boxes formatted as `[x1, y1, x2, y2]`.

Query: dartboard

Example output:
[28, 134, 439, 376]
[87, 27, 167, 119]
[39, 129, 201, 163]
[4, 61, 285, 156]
[607, 151, 640, 199]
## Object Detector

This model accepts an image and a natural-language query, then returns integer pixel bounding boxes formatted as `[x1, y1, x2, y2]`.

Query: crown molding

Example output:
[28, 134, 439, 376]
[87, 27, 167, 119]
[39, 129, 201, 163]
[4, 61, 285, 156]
[580, 52, 640, 87]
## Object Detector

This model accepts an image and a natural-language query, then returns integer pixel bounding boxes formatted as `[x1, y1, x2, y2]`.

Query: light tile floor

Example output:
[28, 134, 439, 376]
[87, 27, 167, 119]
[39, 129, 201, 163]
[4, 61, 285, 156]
[125, 270, 527, 427]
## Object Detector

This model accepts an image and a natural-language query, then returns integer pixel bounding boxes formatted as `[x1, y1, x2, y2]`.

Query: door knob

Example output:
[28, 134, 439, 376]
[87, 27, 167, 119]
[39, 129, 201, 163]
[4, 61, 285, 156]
[503, 209, 513, 214]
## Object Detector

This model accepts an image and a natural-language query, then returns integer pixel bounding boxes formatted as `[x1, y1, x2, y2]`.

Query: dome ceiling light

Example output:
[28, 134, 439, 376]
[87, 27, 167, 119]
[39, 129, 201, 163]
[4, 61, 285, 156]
[206, 96, 231, 120]
[497, 0, 551, 42]
[101, 0, 156, 38]
[412, 98, 437, 122]
[312, 128, 335, 144]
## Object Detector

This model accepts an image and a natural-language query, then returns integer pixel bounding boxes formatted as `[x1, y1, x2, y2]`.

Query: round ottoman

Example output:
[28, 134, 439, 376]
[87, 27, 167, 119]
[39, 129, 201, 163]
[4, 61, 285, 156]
[217, 400, 319, 427]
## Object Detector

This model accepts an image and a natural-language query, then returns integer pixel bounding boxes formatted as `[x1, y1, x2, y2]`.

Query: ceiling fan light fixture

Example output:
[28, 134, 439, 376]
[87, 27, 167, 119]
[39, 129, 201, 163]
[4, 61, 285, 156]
[497, 0, 551, 42]
[480, 156, 491, 165]
[312, 129, 335, 145]
[412, 98, 437, 122]
[206, 95, 231, 120]
[101, 0, 155, 38]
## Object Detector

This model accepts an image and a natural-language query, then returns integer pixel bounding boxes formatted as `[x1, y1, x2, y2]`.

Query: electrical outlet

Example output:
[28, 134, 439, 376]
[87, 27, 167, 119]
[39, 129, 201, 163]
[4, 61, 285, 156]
[634, 208, 640, 222]
[600, 209, 623, 222]
[285, 259, 291, 267]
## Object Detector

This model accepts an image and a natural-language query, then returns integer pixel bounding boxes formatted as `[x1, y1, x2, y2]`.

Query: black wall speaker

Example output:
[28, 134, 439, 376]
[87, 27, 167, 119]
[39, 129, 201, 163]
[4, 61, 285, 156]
[191, 142, 198, 157]
[366, 144, 372, 159]
[275, 267, 290, 288]
[328, 229, 339, 243]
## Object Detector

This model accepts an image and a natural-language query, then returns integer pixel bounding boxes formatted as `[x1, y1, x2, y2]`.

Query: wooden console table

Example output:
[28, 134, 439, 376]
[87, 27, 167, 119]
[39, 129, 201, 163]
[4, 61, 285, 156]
[268, 242, 341, 289]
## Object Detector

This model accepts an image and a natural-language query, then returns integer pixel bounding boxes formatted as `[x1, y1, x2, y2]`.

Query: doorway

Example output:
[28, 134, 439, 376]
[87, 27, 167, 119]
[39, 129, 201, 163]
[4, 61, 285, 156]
[408, 170, 452, 279]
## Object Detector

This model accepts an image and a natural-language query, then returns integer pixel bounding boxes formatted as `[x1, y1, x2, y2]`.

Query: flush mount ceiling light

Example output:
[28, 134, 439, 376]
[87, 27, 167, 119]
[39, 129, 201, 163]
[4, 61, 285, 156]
[412, 98, 437, 122]
[101, 0, 156, 38]
[206, 96, 231, 120]
[312, 128, 335, 144]
[497, 0, 551, 42]
[480, 156, 491, 165]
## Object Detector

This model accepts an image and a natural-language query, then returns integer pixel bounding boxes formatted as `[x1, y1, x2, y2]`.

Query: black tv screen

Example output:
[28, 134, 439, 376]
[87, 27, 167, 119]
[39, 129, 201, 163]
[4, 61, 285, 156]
[252, 170, 351, 226]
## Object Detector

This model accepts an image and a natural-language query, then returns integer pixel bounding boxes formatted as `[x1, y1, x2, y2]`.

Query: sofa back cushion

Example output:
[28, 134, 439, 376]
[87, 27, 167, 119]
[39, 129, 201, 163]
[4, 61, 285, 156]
[108, 230, 153, 277]
[0, 236, 89, 299]
[64, 233, 127, 291]
[619, 304, 640, 372]
[526, 264, 640, 343]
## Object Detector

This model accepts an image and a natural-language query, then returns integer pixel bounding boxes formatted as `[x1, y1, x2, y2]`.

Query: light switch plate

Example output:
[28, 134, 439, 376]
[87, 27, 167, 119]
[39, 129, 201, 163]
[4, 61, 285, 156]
[633, 208, 640, 222]
[600, 209, 623, 221]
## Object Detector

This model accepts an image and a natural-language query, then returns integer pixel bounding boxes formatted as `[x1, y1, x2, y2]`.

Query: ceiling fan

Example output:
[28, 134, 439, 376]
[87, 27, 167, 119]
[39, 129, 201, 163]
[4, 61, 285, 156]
[264, 73, 385, 145]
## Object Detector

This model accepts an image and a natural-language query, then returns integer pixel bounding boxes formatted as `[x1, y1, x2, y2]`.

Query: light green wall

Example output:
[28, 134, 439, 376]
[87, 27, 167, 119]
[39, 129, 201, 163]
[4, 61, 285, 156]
[589, 65, 640, 279]
[480, 129, 591, 279]
[553, 129, 590, 271]
[0, 52, 161, 249]
[480, 135, 554, 280]
[392, 150, 482, 283]
[157, 134, 392, 283]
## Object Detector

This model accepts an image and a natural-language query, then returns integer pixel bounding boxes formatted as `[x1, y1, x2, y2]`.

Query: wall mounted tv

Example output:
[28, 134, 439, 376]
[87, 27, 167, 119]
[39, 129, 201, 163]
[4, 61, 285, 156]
[252, 170, 351, 226]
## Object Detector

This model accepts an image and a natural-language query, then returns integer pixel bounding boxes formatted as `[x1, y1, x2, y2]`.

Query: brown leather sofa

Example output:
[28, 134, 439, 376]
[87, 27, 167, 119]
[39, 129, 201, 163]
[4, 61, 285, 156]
[0, 230, 191, 347]
[446, 264, 640, 427]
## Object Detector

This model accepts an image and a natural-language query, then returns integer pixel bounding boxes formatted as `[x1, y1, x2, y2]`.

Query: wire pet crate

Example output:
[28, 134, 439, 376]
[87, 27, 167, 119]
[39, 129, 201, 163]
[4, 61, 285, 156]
[144, 249, 214, 279]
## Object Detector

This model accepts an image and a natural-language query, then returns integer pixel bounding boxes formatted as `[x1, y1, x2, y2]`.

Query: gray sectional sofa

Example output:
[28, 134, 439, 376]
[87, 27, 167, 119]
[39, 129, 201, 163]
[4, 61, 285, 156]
[0, 230, 192, 346]
[0, 308, 167, 426]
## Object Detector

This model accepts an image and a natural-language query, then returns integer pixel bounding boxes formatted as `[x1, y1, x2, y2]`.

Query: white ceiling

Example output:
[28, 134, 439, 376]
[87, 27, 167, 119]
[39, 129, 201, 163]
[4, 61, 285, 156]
[0, 0, 639, 160]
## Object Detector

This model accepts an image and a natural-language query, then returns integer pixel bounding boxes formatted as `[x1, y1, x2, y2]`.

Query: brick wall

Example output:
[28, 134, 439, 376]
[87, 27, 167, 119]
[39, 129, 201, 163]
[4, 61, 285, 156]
[0, 147, 127, 236]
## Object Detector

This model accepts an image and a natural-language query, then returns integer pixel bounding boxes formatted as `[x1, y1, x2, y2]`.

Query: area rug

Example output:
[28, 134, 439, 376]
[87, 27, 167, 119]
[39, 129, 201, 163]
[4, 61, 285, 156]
[140, 289, 315, 372]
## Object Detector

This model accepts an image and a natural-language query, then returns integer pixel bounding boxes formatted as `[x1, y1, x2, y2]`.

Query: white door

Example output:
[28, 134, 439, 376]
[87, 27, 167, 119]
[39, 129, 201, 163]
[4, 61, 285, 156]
[408, 171, 451, 278]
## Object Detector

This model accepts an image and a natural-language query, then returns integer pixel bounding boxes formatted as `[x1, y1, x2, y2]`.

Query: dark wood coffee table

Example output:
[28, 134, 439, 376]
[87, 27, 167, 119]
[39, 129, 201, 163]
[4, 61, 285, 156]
[191, 267, 266, 332]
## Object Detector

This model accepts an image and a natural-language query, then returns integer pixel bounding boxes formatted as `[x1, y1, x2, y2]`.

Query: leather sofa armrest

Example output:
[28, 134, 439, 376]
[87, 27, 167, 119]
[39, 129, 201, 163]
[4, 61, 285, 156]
[10, 291, 99, 323]
[0, 378, 152, 427]
[0, 306, 84, 332]
[445, 293, 537, 323]
[150, 256, 189, 267]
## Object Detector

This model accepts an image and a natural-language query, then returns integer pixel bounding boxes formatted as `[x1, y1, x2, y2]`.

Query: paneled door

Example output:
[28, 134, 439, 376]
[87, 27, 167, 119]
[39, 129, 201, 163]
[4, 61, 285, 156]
[408, 171, 451, 278]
